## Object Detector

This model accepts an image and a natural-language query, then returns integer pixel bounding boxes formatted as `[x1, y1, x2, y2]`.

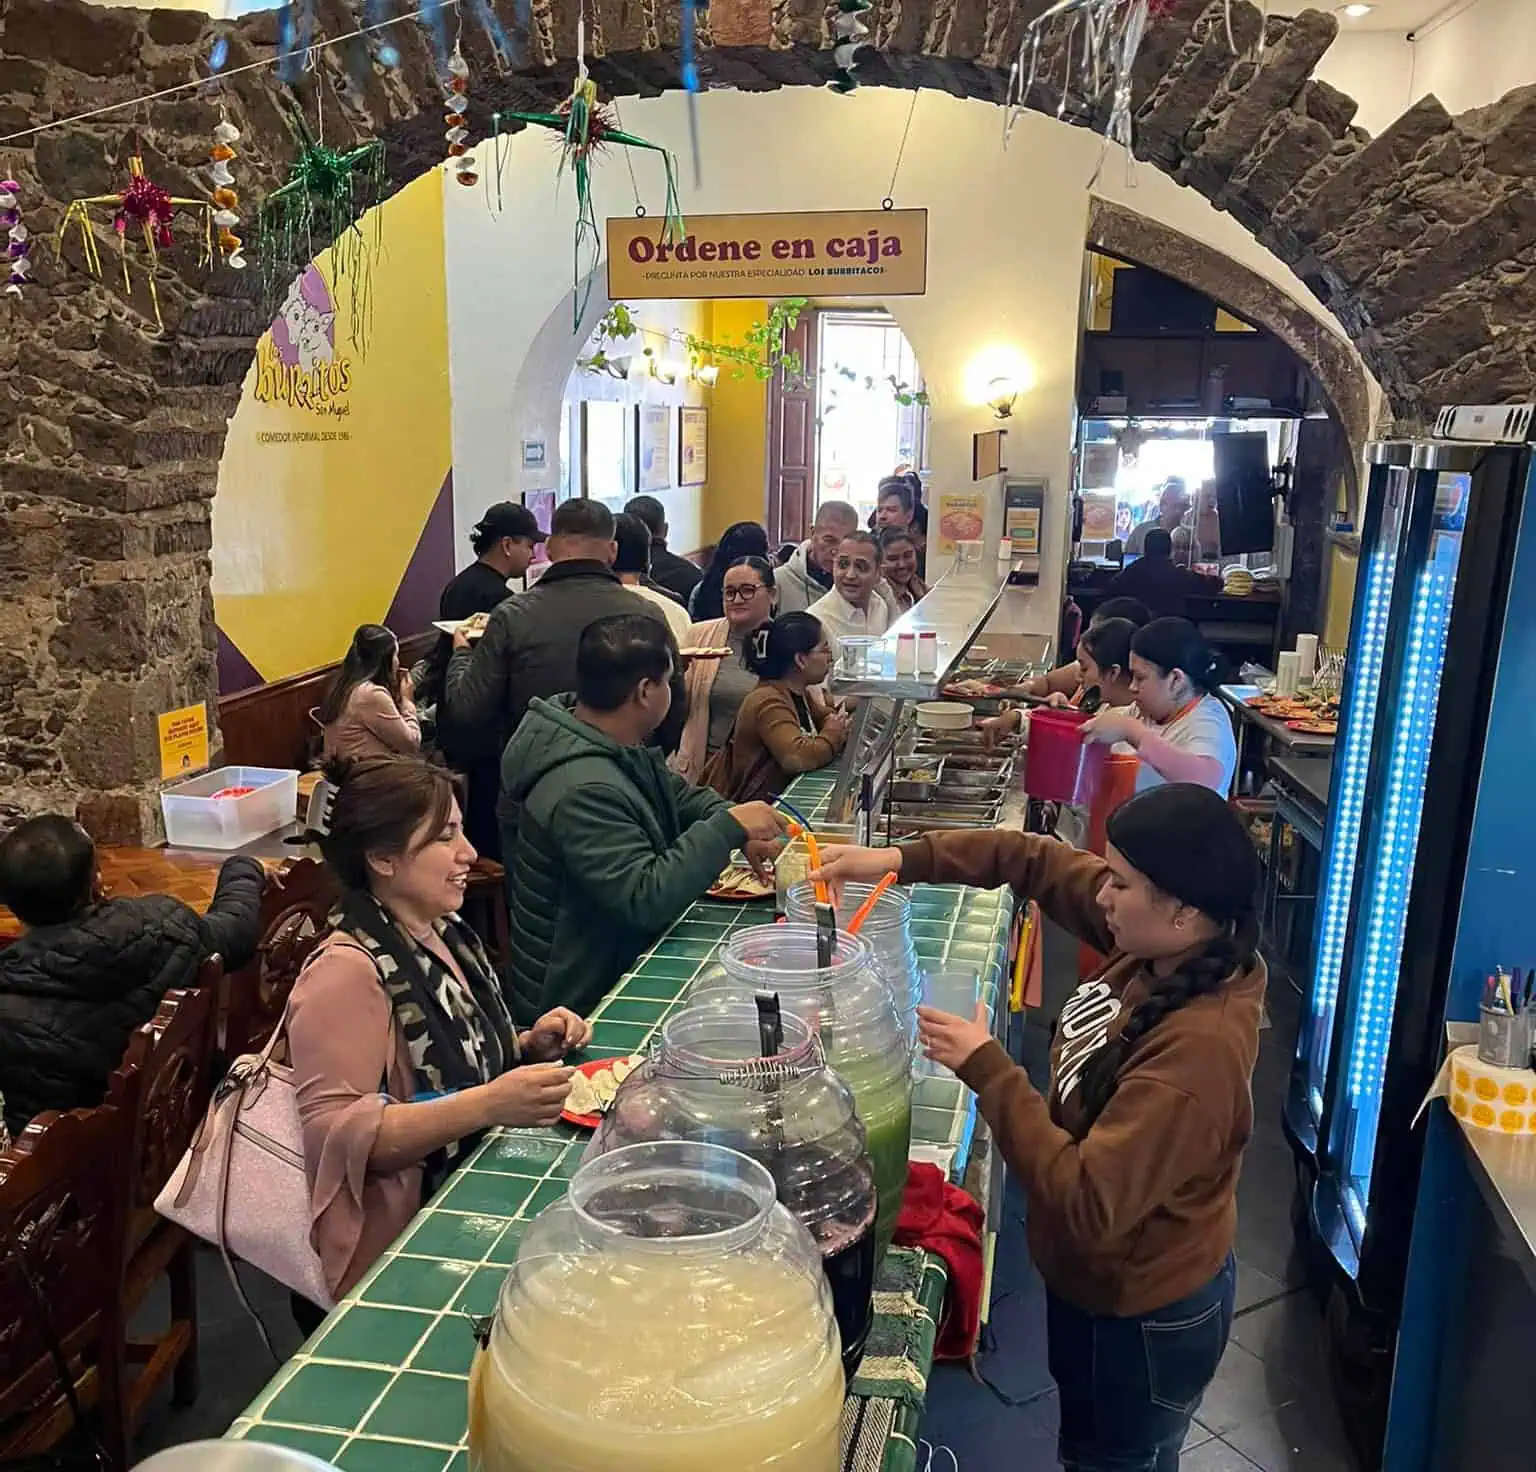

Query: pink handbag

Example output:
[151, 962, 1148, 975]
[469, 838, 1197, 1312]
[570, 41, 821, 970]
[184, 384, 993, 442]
[154, 995, 334, 1328]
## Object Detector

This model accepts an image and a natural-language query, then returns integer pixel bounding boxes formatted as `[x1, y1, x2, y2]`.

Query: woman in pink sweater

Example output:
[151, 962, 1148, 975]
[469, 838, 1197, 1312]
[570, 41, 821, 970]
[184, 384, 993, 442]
[288, 757, 588, 1318]
[318, 624, 422, 761]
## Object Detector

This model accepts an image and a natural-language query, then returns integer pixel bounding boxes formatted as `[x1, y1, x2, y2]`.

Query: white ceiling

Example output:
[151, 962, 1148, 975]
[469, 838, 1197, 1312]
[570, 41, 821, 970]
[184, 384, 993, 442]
[1267, 0, 1459, 33]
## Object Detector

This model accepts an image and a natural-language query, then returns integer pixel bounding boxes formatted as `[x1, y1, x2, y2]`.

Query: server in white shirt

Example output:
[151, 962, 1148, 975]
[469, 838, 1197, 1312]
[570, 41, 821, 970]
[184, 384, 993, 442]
[807, 530, 891, 652]
[1080, 617, 1237, 796]
[613, 512, 693, 647]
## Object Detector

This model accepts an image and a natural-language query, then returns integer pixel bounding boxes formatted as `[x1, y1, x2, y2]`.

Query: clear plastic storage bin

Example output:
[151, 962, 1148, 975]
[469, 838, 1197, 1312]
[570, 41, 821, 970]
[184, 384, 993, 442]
[160, 766, 299, 850]
[469, 1141, 843, 1472]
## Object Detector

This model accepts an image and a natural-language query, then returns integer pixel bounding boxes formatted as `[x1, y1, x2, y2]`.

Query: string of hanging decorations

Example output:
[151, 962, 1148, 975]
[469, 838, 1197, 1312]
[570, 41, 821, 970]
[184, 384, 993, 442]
[1002, 0, 1253, 169]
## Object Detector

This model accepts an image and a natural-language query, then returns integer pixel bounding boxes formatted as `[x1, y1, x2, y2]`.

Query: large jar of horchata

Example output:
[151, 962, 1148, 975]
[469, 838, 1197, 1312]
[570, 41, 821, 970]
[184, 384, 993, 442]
[786, 879, 922, 1043]
[588, 1002, 877, 1378]
[687, 924, 914, 1259]
[468, 1141, 843, 1472]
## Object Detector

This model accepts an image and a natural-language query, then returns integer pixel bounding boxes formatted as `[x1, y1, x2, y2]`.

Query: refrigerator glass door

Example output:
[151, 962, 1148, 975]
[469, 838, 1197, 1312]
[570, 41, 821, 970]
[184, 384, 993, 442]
[1334, 471, 1469, 1239]
[1302, 465, 1412, 1123]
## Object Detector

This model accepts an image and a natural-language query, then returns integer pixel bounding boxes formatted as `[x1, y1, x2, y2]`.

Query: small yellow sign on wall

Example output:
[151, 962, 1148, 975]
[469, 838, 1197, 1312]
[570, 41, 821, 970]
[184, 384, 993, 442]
[158, 703, 210, 781]
[607, 209, 928, 301]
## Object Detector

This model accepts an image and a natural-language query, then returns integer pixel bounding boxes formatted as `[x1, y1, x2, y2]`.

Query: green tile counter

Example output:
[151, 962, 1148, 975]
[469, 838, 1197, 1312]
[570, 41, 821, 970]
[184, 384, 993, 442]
[229, 768, 1013, 1472]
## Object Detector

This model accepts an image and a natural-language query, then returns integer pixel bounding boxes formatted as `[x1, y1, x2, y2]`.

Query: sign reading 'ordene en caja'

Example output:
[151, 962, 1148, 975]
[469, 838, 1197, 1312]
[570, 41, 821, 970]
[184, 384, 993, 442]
[606, 209, 928, 301]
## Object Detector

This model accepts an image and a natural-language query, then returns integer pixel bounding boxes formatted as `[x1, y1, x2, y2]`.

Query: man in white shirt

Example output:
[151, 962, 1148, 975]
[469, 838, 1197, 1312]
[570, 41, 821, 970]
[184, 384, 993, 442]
[808, 531, 891, 651]
[614, 512, 692, 646]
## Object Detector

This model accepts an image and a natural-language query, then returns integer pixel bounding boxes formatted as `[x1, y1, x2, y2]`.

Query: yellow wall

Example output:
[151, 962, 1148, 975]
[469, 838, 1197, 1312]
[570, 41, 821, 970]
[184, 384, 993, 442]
[1086, 251, 1254, 333]
[212, 172, 452, 682]
[702, 299, 769, 541]
[1324, 545, 1359, 649]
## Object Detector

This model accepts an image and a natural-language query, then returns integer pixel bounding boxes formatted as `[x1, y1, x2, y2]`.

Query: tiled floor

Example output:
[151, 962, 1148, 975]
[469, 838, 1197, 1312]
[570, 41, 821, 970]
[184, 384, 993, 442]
[131, 913, 1359, 1470]
[921, 922, 1361, 1471]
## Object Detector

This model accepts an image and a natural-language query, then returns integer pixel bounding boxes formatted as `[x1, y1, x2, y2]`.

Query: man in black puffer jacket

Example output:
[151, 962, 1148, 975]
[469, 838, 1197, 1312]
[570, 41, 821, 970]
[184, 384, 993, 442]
[0, 814, 265, 1138]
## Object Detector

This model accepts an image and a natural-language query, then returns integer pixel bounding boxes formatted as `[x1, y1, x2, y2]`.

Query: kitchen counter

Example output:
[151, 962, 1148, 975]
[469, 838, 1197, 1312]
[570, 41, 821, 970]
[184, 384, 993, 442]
[1457, 1121, 1536, 1290]
[1220, 683, 1337, 755]
[227, 766, 1015, 1472]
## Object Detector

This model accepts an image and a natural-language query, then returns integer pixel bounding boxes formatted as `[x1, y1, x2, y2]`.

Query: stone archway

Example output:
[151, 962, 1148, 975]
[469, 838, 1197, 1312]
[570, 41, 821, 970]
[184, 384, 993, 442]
[2, 0, 1533, 837]
[1086, 195, 1375, 502]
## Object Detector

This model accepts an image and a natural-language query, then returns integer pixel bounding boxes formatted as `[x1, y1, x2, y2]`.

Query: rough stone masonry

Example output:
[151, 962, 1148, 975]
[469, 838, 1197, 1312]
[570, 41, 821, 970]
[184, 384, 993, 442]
[0, 0, 1533, 840]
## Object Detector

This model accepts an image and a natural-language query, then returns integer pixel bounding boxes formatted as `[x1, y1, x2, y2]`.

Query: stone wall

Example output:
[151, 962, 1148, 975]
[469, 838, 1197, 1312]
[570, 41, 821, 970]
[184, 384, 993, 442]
[1, 0, 1532, 839]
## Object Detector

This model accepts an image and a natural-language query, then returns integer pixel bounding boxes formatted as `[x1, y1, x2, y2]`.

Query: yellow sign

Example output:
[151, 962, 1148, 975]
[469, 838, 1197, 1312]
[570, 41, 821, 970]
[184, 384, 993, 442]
[607, 209, 928, 301]
[158, 703, 210, 781]
[934, 492, 986, 556]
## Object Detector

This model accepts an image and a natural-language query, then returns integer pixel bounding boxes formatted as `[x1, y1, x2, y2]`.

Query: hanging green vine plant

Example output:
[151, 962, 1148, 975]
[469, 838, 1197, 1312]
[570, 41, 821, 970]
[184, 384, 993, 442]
[580, 298, 930, 411]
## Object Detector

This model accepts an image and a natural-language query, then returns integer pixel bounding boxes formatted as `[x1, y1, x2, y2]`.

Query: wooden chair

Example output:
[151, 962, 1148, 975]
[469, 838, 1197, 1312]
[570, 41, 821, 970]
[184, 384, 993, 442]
[0, 1106, 129, 1470]
[464, 857, 510, 966]
[106, 970, 222, 1429]
[225, 857, 337, 1058]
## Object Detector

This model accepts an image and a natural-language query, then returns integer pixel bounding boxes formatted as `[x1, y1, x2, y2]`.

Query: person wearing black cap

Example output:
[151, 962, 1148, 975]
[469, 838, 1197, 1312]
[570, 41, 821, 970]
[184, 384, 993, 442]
[814, 784, 1264, 1472]
[443, 499, 681, 858]
[441, 501, 546, 624]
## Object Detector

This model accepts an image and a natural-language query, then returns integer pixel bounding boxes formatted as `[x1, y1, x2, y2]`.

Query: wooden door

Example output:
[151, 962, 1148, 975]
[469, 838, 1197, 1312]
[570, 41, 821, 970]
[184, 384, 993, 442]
[766, 307, 819, 547]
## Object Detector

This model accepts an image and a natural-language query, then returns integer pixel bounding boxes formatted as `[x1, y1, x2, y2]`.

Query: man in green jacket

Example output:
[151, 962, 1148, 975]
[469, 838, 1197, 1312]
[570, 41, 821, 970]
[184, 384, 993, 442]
[499, 613, 787, 1023]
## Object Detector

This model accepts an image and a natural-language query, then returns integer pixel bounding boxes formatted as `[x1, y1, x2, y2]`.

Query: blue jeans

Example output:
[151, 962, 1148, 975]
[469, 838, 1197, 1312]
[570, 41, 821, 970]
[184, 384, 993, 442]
[1048, 1255, 1236, 1471]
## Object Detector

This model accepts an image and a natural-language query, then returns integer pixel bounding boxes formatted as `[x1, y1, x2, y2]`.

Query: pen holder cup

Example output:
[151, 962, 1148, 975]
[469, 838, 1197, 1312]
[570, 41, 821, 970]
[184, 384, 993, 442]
[1477, 1004, 1532, 1070]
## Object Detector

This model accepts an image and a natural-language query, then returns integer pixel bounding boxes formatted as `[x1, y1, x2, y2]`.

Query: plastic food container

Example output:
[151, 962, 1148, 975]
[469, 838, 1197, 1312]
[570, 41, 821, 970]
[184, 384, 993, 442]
[160, 765, 299, 850]
[837, 635, 881, 678]
[687, 924, 913, 1260]
[588, 1004, 877, 1378]
[916, 701, 973, 731]
[1023, 708, 1107, 804]
[469, 1141, 844, 1472]
[787, 879, 922, 1043]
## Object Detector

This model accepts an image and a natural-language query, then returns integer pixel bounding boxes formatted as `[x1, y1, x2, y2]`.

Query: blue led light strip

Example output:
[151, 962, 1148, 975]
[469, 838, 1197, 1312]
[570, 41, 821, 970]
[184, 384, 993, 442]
[1344, 537, 1458, 1210]
[1306, 533, 1398, 1109]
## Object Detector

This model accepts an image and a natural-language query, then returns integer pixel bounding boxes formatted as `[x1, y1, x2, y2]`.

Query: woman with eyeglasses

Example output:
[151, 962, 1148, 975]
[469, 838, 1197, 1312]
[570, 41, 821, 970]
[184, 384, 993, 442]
[672, 556, 777, 782]
[705, 612, 849, 801]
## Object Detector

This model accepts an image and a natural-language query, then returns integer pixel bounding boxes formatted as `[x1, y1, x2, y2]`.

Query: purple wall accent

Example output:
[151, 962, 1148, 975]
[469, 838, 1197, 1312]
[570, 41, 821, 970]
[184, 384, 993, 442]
[217, 627, 265, 696]
[384, 469, 456, 636]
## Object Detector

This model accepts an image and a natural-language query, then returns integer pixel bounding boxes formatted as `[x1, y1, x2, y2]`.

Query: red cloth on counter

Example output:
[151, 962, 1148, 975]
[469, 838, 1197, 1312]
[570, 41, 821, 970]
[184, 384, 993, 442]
[894, 1161, 985, 1360]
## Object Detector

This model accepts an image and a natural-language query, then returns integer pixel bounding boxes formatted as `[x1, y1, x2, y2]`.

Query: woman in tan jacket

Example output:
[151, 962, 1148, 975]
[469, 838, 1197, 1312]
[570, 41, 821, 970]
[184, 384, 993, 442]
[318, 624, 422, 761]
[287, 757, 590, 1322]
[706, 612, 850, 802]
[816, 784, 1264, 1472]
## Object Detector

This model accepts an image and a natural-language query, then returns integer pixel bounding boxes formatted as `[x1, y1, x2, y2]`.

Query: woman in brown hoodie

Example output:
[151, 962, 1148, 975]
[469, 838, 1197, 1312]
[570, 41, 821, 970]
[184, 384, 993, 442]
[817, 784, 1264, 1471]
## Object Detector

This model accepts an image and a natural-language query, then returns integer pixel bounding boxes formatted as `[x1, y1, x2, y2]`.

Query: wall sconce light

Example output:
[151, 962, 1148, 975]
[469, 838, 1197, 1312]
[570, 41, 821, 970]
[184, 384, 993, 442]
[687, 355, 720, 387]
[988, 376, 1019, 420]
[654, 358, 680, 386]
[627, 351, 653, 382]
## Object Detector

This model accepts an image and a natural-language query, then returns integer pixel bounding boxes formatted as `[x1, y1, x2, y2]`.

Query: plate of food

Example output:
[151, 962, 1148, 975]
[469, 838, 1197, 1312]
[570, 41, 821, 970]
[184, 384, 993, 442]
[432, 611, 492, 640]
[1286, 718, 1338, 735]
[561, 1054, 644, 1129]
[707, 861, 775, 901]
[943, 679, 1010, 699]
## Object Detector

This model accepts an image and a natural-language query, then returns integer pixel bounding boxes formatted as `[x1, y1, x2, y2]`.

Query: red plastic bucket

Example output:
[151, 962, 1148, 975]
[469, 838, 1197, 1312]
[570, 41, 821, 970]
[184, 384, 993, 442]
[1023, 707, 1109, 805]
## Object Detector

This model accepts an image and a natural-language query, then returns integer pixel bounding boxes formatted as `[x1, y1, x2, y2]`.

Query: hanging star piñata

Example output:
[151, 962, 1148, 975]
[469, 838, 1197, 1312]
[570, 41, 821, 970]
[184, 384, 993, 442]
[1, 179, 31, 300]
[494, 66, 683, 331]
[258, 103, 386, 357]
[56, 153, 215, 331]
[830, 0, 873, 93]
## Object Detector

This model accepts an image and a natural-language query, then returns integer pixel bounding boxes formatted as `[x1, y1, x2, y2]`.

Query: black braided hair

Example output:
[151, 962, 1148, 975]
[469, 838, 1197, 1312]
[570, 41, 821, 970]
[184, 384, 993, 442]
[1074, 782, 1263, 1127]
[1074, 913, 1260, 1126]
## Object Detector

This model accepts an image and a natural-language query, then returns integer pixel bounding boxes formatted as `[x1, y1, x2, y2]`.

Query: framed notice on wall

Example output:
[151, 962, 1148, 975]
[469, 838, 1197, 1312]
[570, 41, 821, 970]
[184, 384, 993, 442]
[636, 404, 672, 492]
[581, 401, 632, 503]
[678, 406, 708, 487]
[1005, 478, 1047, 587]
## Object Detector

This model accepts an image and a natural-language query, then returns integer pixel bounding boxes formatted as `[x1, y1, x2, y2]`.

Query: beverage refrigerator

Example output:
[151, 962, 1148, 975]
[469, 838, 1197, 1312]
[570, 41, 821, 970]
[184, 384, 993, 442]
[1282, 424, 1536, 1465]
